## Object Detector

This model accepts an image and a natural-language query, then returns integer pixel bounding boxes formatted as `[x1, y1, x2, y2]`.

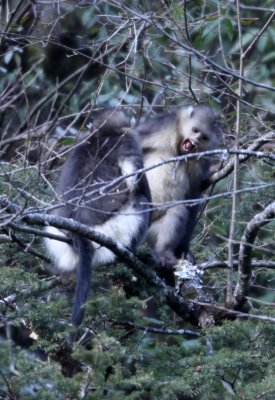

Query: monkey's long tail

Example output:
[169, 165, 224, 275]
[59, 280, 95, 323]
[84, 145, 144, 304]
[71, 236, 93, 326]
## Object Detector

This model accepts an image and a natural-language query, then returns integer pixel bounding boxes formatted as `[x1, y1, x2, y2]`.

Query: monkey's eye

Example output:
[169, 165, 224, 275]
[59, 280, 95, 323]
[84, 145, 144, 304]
[192, 127, 200, 134]
[201, 134, 209, 141]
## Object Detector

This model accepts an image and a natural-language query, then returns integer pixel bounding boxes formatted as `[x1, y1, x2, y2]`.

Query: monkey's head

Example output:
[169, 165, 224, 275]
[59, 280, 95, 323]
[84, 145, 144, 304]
[176, 105, 220, 154]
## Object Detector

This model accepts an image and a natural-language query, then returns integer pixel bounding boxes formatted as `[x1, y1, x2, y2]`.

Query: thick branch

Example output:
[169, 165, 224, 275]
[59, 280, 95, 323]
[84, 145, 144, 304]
[199, 259, 275, 270]
[233, 201, 275, 307]
[0, 196, 200, 322]
[191, 300, 275, 324]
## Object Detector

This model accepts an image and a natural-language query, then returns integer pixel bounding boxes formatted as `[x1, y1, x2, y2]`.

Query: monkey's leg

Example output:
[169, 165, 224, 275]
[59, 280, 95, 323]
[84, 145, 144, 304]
[147, 205, 186, 267]
[175, 203, 200, 264]
[149, 204, 200, 267]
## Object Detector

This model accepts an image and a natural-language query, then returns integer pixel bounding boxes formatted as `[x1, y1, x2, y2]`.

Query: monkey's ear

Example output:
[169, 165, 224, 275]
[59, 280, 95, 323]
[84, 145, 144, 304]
[187, 106, 194, 118]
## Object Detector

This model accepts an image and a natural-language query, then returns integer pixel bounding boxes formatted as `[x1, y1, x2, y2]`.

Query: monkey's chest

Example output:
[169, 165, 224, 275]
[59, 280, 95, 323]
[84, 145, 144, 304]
[144, 153, 189, 204]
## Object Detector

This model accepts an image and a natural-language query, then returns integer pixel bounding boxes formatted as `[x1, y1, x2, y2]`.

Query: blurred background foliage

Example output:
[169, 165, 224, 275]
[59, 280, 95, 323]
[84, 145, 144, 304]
[0, 0, 275, 399]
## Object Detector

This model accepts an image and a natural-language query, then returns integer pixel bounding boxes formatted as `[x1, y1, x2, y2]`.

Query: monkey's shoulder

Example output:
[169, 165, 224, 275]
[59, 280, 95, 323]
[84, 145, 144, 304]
[137, 112, 176, 136]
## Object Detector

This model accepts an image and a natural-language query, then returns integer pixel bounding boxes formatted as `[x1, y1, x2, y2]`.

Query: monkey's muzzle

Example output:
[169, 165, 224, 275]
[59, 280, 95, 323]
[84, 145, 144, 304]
[181, 138, 196, 152]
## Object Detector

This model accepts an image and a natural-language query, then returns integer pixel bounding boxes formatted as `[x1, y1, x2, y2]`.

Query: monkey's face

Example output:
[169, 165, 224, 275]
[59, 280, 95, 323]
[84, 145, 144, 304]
[177, 105, 220, 154]
[179, 121, 218, 153]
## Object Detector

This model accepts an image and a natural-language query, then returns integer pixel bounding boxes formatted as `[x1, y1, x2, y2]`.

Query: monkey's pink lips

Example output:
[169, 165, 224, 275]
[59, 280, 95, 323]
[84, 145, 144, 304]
[181, 139, 196, 152]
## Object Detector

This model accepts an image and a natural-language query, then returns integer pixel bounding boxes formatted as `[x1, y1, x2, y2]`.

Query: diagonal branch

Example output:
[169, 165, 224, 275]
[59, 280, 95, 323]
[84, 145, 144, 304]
[0, 195, 195, 321]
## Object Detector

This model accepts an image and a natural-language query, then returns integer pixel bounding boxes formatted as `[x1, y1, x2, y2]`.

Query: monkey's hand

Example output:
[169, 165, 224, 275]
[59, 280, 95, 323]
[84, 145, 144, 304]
[153, 250, 177, 286]
[118, 158, 138, 192]
[181, 250, 196, 265]
[158, 249, 179, 269]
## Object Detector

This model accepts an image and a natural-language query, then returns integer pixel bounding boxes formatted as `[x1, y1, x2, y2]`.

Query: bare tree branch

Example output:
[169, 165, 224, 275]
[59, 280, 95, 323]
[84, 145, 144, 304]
[199, 260, 275, 270]
[0, 195, 199, 322]
[233, 201, 275, 307]
[190, 300, 275, 324]
[208, 131, 275, 185]
[112, 1, 275, 93]
[112, 320, 200, 337]
[227, 0, 244, 303]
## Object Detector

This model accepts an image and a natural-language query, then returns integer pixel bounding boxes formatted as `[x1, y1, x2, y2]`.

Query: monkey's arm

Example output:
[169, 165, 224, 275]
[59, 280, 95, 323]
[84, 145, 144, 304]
[118, 158, 140, 192]
[118, 132, 152, 204]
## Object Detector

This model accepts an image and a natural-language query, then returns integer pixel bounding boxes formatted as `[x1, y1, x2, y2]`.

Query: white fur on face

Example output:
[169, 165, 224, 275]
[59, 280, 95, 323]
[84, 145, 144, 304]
[44, 204, 145, 272]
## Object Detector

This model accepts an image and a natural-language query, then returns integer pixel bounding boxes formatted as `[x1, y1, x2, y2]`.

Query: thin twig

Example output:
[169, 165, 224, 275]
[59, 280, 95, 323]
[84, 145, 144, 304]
[242, 11, 275, 59]
[227, 0, 244, 303]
